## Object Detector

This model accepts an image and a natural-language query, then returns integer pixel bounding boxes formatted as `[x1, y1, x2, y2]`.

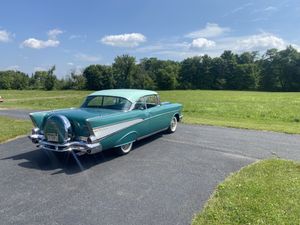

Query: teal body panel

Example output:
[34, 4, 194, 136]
[92, 103, 182, 151]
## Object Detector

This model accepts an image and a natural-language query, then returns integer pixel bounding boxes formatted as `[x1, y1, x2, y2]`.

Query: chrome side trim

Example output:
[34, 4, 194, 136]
[90, 109, 179, 131]
[90, 110, 180, 141]
[93, 118, 143, 140]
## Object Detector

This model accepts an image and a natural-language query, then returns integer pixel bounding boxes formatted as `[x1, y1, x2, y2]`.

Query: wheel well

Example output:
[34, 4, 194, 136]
[174, 113, 180, 121]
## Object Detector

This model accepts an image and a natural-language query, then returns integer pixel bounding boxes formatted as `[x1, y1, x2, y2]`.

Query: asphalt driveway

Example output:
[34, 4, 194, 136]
[1, 122, 300, 225]
[0, 108, 36, 120]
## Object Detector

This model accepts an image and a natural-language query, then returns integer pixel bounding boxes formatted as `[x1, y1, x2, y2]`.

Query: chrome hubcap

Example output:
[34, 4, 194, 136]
[121, 143, 132, 153]
[170, 117, 177, 132]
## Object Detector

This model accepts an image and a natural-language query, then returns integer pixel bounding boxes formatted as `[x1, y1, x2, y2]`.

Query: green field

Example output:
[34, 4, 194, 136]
[0, 116, 32, 143]
[192, 159, 300, 225]
[1, 90, 300, 134]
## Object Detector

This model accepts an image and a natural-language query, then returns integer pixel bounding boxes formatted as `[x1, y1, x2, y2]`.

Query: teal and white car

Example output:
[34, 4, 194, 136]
[29, 89, 183, 155]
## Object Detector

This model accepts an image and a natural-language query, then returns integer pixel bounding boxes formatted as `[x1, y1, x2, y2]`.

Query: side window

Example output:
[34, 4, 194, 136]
[102, 96, 116, 106]
[134, 97, 146, 110]
[87, 96, 102, 107]
[145, 95, 159, 109]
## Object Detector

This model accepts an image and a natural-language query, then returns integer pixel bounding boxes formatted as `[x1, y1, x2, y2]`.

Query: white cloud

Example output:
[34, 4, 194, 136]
[135, 42, 190, 53]
[185, 23, 230, 38]
[230, 3, 253, 14]
[252, 6, 278, 15]
[6, 65, 19, 71]
[190, 38, 216, 49]
[67, 62, 74, 66]
[133, 31, 296, 61]
[101, 33, 146, 47]
[0, 30, 12, 42]
[22, 38, 60, 49]
[34, 66, 47, 71]
[264, 6, 278, 12]
[21, 29, 62, 49]
[292, 44, 300, 52]
[236, 33, 286, 51]
[75, 53, 101, 62]
[47, 29, 63, 39]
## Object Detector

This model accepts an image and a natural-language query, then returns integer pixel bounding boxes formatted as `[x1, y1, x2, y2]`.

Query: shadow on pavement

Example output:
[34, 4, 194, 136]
[1, 133, 163, 175]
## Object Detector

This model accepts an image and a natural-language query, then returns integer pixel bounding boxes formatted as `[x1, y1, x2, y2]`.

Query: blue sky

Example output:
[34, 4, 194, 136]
[0, 0, 299, 77]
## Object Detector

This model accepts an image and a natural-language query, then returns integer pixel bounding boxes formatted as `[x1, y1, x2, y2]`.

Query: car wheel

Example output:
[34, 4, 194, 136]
[167, 116, 178, 133]
[116, 142, 133, 155]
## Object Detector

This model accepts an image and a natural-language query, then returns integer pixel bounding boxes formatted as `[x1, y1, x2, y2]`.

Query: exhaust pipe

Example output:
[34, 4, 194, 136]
[86, 146, 102, 154]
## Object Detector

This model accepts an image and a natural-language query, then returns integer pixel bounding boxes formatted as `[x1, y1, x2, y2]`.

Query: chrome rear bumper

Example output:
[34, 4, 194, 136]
[28, 134, 102, 154]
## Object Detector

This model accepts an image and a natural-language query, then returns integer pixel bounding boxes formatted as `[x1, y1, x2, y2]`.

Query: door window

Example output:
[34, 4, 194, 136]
[145, 95, 159, 109]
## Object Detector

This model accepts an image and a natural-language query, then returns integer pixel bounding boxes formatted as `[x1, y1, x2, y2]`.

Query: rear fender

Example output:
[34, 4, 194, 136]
[114, 131, 138, 147]
[29, 111, 50, 128]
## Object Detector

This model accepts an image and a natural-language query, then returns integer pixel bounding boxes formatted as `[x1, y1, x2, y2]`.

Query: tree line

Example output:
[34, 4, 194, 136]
[1, 46, 300, 91]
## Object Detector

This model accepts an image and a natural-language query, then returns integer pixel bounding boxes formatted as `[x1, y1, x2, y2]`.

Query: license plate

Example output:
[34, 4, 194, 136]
[47, 133, 58, 142]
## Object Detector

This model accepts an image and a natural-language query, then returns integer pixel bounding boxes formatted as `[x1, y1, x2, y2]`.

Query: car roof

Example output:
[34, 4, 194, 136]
[89, 89, 158, 102]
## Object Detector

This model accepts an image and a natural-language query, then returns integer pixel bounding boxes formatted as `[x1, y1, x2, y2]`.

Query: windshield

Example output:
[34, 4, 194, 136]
[81, 95, 132, 111]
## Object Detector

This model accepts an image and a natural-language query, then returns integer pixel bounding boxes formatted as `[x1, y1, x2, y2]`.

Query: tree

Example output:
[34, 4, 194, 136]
[198, 55, 214, 89]
[232, 64, 259, 90]
[179, 57, 201, 89]
[210, 57, 226, 89]
[0, 70, 29, 90]
[30, 71, 48, 89]
[83, 65, 114, 90]
[139, 57, 162, 89]
[259, 49, 281, 91]
[63, 70, 86, 90]
[44, 66, 57, 90]
[276, 46, 300, 91]
[113, 55, 138, 88]
[11, 71, 30, 89]
[156, 63, 179, 90]
[237, 51, 258, 64]
[220, 50, 239, 89]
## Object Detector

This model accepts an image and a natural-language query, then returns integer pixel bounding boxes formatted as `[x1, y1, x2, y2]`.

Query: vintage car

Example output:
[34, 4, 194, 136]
[28, 89, 183, 155]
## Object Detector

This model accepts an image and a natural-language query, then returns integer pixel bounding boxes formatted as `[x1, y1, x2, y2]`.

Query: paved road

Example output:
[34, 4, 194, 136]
[0, 109, 36, 120]
[1, 123, 300, 225]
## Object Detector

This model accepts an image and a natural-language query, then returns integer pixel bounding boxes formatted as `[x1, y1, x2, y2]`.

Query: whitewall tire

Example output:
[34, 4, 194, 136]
[167, 116, 178, 133]
[117, 142, 133, 155]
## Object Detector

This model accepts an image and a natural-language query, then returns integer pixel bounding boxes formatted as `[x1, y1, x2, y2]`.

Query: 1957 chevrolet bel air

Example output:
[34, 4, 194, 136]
[29, 89, 183, 155]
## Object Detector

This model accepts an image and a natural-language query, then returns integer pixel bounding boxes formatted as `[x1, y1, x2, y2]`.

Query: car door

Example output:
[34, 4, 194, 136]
[132, 97, 151, 137]
[144, 95, 169, 133]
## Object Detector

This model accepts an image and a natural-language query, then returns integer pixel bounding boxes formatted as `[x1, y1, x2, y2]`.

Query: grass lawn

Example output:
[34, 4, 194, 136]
[1, 90, 300, 133]
[0, 90, 90, 110]
[0, 116, 32, 143]
[192, 159, 300, 225]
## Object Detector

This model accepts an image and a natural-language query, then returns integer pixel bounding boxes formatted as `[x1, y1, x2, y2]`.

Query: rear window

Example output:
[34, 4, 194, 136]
[81, 95, 132, 111]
